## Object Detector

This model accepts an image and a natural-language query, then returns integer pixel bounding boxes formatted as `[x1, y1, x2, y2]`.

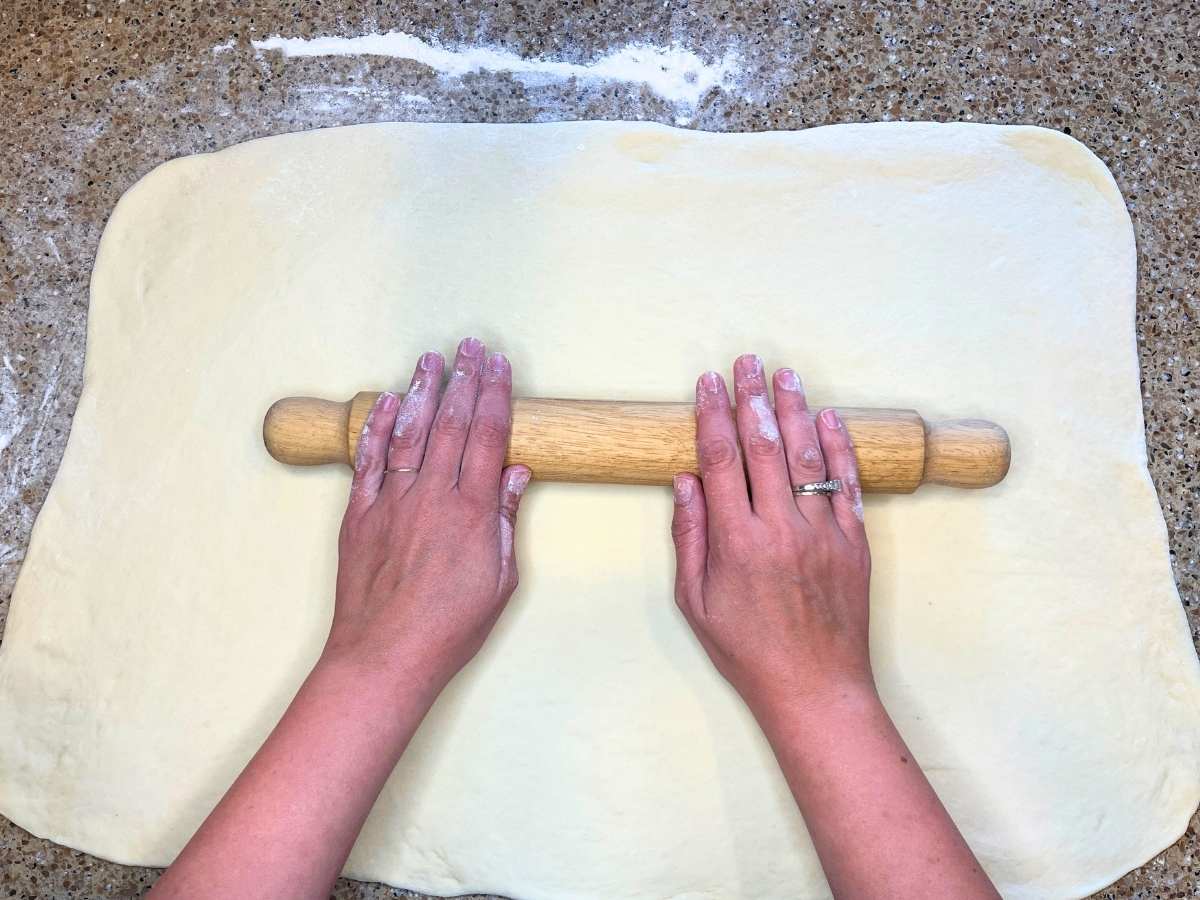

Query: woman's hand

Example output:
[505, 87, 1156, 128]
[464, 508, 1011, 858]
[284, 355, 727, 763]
[670, 354, 871, 718]
[671, 355, 998, 899]
[153, 338, 533, 900]
[326, 337, 531, 700]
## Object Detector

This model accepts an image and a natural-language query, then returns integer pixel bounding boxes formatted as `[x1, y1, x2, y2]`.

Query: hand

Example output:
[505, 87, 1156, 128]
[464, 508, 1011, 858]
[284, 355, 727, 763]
[325, 337, 531, 700]
[670, 354, 872, 719]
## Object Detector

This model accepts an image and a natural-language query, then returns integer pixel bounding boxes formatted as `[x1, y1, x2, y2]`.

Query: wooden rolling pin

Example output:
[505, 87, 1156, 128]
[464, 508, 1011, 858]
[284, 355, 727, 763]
[263, 392, 1010, 493]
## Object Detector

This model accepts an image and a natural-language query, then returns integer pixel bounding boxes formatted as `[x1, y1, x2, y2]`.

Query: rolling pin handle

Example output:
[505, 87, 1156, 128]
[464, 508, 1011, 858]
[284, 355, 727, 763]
[263, 396, 353, 467]
[921, 418, 1011, 489]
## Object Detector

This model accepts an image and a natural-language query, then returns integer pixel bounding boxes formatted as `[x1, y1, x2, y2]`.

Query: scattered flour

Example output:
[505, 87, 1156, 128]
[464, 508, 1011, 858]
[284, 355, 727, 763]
[249, 31, 742, 122]
[0, 357, 59, 459]
[289, 82, 432, 117]
[0, 362, 21, 454]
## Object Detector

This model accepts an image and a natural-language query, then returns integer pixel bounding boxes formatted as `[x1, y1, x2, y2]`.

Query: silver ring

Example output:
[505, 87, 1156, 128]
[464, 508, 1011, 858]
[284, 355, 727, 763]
[386, 466, 420, 474]
[792, 479, 842, 497]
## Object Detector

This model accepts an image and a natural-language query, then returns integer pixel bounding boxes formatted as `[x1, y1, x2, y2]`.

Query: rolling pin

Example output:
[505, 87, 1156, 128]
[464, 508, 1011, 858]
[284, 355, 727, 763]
[263, 392, 1010, 493]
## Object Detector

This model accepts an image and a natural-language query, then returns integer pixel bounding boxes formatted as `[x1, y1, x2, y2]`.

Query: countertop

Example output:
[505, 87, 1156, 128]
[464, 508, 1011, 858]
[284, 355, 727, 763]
[1, 1, 1196, 896]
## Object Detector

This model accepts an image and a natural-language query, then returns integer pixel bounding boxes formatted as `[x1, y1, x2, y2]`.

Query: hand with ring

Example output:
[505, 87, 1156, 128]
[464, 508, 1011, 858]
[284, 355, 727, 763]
[327, 337, 532, 700]
[670, 355, 871, 716]
[670, 354, 997, 900]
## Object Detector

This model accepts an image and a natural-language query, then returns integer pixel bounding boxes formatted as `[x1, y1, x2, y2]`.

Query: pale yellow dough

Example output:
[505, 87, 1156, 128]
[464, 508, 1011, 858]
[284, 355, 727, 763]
[1, 122, 1198, 900]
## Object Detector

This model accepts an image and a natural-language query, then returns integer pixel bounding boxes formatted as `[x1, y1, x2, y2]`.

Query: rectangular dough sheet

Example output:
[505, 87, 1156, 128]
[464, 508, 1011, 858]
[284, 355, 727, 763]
[1, 122, 1198, 900]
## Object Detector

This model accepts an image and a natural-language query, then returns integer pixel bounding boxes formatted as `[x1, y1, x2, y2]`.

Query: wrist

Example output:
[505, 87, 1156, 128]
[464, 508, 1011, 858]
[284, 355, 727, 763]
[315, 641, 447, 714]
[748, 674, 883, 740]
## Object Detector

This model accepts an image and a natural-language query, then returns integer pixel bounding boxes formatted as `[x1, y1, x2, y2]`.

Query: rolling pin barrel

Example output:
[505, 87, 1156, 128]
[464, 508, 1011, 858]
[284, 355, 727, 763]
[263, 392, 1010, 493]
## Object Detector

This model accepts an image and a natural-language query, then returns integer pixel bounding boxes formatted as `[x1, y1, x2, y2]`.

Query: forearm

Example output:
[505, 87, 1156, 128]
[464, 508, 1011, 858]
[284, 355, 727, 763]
[755, 684, 998, 900]
[150, 653, 436, 900]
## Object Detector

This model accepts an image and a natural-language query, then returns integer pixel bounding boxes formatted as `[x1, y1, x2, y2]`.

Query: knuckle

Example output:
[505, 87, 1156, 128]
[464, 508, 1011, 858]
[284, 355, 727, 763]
[822, 424, 851, 451]
[471, 416, 511, 449]
[697, 436, 739, 471]
[671, 517, 700, 541]
[433, 410, 471, 440]
[745, 430, 783, 458]
[354, 440, 381, 467]
[789, 444, 825, 474]
[389, 424, 425, 451]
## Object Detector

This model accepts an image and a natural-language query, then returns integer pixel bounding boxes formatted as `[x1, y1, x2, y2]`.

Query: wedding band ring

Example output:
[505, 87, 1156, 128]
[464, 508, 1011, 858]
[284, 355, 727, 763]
[792, 479, 842, 497]
[386, 466, 420, 474]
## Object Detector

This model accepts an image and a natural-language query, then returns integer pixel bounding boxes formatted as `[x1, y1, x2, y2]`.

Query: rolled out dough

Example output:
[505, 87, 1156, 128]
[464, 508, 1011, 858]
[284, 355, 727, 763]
[1, 122, 1198, 899]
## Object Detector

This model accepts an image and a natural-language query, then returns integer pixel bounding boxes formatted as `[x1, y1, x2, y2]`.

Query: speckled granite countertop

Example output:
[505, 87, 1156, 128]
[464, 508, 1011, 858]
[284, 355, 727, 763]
[1, 2, 1197, 897]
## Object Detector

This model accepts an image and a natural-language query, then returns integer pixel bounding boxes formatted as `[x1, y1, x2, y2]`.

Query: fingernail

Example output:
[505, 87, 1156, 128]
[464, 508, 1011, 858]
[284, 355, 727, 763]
[736, 354, 763, 378]
[699, 371, 722, 394]
[820, 408, 841, 429]
[777, 368, 803, 392]
[455, 340, 482, 376]
[673, 474, 692, 503]
[380, 391, 398, 407]
[485, 352, 509, 376]
[411, 354, 439, 391]
[508, 467, 532, 494]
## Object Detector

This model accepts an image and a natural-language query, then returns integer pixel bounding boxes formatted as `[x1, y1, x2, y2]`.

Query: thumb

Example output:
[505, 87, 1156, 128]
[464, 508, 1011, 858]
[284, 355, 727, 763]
[670, 474, 708, 619]
[498, 465, 532, 594]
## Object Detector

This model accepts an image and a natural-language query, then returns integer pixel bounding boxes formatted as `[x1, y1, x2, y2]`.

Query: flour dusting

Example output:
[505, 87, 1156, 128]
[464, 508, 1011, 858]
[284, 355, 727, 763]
[748, 394, 781, 443]
[852, 484, 865, 522]
[0, 362, 22, 454]
[0, 356, 60, 460]
[250, 31, 742, 121]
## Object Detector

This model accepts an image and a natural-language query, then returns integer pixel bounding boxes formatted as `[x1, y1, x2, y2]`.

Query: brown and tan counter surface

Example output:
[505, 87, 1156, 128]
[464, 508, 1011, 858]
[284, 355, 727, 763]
[0, 2, 1196, 897]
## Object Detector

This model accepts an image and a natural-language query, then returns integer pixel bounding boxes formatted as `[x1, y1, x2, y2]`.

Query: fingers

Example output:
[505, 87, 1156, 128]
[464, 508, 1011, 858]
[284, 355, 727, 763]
[732, 354, 792, 518]
[670, 474, 708, 620]
[459, 352, 513, 501]
[497, 465, 532, 595]
[694, 371, 751, 526]
[773, 368, 832, 524]
[816, 408, 867, 542]
[422, 337, 485, 486]
[347, 391, 399, 515]
[384, 350, 445, 495]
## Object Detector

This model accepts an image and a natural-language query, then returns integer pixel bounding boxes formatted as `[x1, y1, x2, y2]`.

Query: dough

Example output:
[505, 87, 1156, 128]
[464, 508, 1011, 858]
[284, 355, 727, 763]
[1, 122, 1197, 900]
